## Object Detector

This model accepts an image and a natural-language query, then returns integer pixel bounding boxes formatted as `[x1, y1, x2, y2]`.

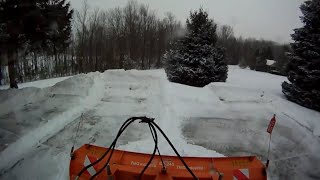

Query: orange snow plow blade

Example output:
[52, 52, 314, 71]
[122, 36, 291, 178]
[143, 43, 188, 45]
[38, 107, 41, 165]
[70, 144, 267, 180]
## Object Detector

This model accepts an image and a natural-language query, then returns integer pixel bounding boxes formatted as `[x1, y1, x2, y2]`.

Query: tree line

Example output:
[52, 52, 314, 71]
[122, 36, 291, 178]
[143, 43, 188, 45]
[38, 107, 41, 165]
[0, 0, 290, 87]
[216, 25, 290, 74]
[0, 0, 182, 87]
[72, 0, 181, 73]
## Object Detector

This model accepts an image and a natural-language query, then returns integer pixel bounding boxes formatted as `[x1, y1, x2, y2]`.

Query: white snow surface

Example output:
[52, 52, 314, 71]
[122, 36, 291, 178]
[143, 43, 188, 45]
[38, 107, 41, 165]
[0, 66, 319, 180]
[0, 76, 71, 90]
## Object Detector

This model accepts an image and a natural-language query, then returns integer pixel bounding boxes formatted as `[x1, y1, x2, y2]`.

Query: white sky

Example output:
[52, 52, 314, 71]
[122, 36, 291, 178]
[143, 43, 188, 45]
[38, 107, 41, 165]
[69, 0, 305, 43]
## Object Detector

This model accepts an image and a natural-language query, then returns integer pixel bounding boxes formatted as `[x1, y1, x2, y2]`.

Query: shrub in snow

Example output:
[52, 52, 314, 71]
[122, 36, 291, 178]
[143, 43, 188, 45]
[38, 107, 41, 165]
[123, 55, 138, 70]
[164, 8, 227, 87]
[282, 0, 320, 111]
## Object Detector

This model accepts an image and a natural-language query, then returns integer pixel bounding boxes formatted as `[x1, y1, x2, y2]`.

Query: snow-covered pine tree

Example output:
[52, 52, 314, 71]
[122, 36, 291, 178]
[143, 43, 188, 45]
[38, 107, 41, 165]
[282, 0, 320, 111]
[164, 8, 227, 87]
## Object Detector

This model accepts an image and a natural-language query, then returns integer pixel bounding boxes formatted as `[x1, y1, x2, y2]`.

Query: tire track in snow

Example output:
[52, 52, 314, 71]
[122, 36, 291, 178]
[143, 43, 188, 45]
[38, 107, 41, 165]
[116, 75, 165, 152]
[116, 74, 186, 154]
[130, 76, 225, 157]
[162, 81, 224, 156]
[281, 112, 313, 133]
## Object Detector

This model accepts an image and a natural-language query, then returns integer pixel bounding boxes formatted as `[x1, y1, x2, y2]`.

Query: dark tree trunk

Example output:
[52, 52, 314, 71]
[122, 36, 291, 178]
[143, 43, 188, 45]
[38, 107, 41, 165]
[8, 49, 18, 88]
[119, 53, 124, 69]
[79, 57, 83, 73]
[95, 55, 98, 72]
[54, 43, 58, 76]
[34, 52, 38, 77]
[0, 58, 2, 86]
[17, 51, 23, 83]
[89, 39, 93, 71]
[71, 48, 74, 75]
[148, 53, 151, 69]
[95, 47, 99, 71]
[23, 56, 28, 82]
[141, 31, 146, 70]
[156, 44, 162, 68]
[64, 53, 67, 76]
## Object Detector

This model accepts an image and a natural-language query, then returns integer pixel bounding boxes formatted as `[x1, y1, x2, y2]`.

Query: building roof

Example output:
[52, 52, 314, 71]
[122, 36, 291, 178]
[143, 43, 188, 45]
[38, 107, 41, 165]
[266, 59, 276, 66]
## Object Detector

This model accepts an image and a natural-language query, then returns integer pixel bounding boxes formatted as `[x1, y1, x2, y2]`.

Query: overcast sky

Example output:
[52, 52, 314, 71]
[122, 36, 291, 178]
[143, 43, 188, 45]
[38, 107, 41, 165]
[69, 0, 305, 43]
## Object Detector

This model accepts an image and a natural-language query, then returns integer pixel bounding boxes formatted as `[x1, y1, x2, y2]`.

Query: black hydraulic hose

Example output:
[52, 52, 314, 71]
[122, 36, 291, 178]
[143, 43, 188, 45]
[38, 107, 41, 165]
[91, 117, 157, 179]
[138, 123, 158, 179]
[75, 117, 199, 180]
[76, 117, 137, 179]
[148, 123, 166, 170]
[89, 118, 139, 179]
[151, 121, 198, 180]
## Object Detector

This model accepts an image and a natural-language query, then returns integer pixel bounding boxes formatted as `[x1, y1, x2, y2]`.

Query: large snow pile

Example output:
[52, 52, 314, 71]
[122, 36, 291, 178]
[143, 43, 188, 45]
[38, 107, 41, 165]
[0, 66, 319, 180]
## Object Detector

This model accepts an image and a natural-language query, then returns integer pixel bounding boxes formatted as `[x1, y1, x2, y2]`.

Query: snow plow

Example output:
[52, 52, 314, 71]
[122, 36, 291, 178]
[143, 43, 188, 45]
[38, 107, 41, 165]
[70, 117, 267, 180]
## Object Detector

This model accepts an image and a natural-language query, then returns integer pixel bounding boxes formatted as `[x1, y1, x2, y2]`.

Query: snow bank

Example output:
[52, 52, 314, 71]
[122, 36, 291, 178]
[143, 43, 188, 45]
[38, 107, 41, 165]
[0, 72, 104, 174]
[0, 76, 71, 90]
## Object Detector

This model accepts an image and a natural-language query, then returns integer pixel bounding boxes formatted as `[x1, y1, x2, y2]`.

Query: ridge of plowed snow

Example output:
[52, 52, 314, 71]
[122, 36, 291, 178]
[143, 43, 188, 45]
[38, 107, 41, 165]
[0, 72, 105, 173]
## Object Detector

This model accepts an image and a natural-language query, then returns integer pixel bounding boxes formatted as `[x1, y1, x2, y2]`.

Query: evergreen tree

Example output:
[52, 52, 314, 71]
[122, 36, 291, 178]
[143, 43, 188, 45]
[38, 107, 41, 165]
[41, 0, 73, 57]
[274, 44, 290, 75]
[41, 0, 73, 75]
[0, 0, 73, 88]
[255, 48, 267, 69]
[164, 8, 227, 87]
[255, 46, 273, 72]
[282, 0, 320, 111]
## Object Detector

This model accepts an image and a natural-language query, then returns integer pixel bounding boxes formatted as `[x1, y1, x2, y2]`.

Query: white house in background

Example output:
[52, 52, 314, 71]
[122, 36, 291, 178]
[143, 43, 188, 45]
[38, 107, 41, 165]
[266, 59, 283, 75]
[266, 59, 276, 66]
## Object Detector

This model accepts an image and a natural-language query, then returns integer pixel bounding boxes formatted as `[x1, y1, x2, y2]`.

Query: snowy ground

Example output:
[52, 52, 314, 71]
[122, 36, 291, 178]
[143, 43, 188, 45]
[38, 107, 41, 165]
[0, 66, 319, 180]
[0, 76, 71, 90]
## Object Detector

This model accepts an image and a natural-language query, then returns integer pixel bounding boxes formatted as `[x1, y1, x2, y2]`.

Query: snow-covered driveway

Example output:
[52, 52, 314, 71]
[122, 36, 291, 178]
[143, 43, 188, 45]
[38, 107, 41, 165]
[0, 66, 320, 180]
[0, 69, 221, 180]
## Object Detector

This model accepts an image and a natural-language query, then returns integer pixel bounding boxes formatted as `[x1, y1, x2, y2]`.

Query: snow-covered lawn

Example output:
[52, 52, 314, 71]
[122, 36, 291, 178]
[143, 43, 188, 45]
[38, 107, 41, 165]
[0, 66, 319, 180]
